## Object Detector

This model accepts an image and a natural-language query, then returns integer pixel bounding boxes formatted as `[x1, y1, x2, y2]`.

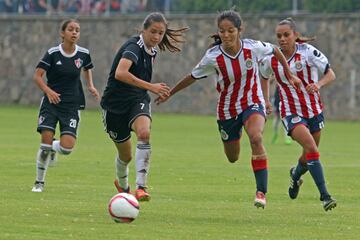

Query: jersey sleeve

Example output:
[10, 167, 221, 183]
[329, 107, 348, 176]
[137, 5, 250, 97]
[122, 43, 141, 65]
[259, 57, 273, 79]
[83, 53, 94, 70]
[247, 39, 274, 60]
[306, 44, 330, 74]
[36, 51, 52, 71]
[191, 50, 217, 79]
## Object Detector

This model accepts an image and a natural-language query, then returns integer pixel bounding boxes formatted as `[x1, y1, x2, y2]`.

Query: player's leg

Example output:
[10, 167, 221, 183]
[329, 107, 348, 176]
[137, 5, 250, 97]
[291, 124, 335, 210]
[102, 109, 132, 193]
[272, 112, 280, 144]
[131, 115, 152, 201]
[244, 112, 268, 209]
[32, 101, 57, 192]
[32, 130, 54, 192]
[217, 116, 242, 163]
[53, 109, 80, 156]
[114, 140, 132, 193]
[310, 118, 336, 210]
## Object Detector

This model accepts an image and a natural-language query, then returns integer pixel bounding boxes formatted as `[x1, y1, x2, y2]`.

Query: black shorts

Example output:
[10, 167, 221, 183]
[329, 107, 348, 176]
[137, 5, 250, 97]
[102, 98, 152, 143]
[217, 104, 266, 142]
[37, 97, 80, 138]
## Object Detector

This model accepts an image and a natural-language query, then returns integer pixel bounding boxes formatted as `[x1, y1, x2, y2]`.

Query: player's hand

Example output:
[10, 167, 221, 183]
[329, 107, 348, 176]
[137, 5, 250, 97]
[288, 74, 302, 90]
[305, 83, 319, 94]
[88, 86, 100, 101]
[265, 101, 273, 115]
[155, 94, 171, 105]
[46, 89, 61, 104]
[151, 83, 170, 99]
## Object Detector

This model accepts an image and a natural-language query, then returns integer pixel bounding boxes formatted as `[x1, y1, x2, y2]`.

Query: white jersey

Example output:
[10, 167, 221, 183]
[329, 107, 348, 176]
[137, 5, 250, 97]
[260, 43, 329, 119]
[191, 39, 274, 120]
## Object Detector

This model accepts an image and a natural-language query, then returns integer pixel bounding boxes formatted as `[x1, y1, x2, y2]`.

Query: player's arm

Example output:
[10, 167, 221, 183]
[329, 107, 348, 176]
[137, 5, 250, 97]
[306, 67, 335, 94]
[115, 58, 170, 99]
[82, 69, 100, 100]
[155, 74, 196, 104]
[261, 76, 272, 115]
[33, 68, 61, 104]
[273, 47, 301, 90]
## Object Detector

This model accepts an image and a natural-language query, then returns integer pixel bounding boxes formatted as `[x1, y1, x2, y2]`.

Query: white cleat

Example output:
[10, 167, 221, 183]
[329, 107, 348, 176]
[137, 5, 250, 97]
[31, 182, 44, 192]
[254, 191, 266, 209]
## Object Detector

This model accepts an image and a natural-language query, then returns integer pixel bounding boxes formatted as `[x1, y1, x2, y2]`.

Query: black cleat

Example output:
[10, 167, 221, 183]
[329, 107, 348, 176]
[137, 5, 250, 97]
[288, 167, 303, 199]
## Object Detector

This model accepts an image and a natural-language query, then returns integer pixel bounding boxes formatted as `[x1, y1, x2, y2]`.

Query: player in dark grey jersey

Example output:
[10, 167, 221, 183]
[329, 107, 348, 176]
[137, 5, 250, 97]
[101, 12, 188, 201]
[32, 19, 100, 192]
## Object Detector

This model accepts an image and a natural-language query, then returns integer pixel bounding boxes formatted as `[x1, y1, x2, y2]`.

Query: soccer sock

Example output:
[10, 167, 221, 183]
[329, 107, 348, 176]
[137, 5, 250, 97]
[251, 154, 268, 194]
[35, 143, 52, 182]
[292, 160, 308, 181]
[115, 156, 129, 190]
[306, 152, 329, 197]
[52, 140, 73, 155]
[135, 141, 151, 189]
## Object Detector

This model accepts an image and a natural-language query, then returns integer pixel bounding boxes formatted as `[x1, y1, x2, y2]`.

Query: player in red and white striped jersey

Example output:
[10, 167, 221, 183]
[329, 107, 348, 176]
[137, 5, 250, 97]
[260, 18, 337, 211]
[157, 10, 300, 209]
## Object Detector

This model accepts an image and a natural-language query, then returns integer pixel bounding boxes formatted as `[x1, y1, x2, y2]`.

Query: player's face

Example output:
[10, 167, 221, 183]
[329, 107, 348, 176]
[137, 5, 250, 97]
[143, 22, 166, 48]
[61, 21, 80, 44]
[276, 24, 297, 51]
[218, 19, 240, 51]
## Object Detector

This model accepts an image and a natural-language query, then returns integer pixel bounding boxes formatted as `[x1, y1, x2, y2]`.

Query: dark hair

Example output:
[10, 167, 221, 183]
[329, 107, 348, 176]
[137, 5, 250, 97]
[278, 18, 316, 43]
[209, 10, 242, 48]
[143, 12, 188, 52]
[60, 19, 79, 32]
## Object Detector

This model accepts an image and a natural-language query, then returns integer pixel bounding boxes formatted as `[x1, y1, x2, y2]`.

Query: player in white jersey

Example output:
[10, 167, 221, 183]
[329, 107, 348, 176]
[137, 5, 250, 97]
[260, 18, 336, 211]
[157, 10, 301, 209]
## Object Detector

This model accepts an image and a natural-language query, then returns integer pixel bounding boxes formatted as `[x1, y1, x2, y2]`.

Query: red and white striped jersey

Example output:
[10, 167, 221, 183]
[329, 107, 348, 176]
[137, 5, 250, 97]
[191, 39, 274, 120]
[260, 43, 329, 119]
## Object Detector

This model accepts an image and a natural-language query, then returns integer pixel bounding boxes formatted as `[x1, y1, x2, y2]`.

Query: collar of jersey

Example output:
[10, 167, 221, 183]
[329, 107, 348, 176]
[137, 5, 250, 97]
[59, 44, 78, 58]
[281, 44, 298, 63]
[140, 34, 156, 56]
[219, 39, 243, 59]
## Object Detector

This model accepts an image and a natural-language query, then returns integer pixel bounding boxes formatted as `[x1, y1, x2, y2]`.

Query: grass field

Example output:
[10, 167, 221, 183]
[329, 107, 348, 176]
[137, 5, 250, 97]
[0, 106, 359, 240]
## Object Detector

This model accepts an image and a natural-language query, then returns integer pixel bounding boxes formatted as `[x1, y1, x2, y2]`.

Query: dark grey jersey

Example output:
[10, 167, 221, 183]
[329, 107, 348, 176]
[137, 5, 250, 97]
[36, 44, 93, 110]
[101, 35, 157, 114]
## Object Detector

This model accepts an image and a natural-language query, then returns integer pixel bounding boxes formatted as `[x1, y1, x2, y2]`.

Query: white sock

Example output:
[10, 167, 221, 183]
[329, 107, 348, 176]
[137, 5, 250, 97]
[35, 144, 52, 182]
[115, 157, 129, 189]
[135, 141, 151, 188]
[52, 140, 72, 155]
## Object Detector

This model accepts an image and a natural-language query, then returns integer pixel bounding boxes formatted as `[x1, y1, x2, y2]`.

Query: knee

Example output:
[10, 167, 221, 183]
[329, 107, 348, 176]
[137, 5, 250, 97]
[226, 153, 239, 163]
[59, 145, 73, 155]
[249, 133, 263, 146]
[136, 128, 150, 142]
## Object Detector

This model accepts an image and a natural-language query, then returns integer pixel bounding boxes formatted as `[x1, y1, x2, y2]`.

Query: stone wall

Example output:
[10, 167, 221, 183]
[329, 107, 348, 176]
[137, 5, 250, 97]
[0, 14, 359, 120]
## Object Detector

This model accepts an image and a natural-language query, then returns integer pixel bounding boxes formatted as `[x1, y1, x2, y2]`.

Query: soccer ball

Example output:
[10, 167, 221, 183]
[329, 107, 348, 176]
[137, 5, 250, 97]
[108, 193, 140, 223]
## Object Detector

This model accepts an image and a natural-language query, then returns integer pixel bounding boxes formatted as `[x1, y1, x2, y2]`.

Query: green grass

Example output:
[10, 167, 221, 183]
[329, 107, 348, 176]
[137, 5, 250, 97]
[0, 106, 359, 239]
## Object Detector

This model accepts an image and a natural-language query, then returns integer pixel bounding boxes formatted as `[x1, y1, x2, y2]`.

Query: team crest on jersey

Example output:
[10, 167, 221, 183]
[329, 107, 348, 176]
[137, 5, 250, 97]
[291, 116, 302, 124]
[109, 131, 118, 140]
[294, 61, 303, 71]
[74, 58, 83, 68]
[245, 59, 253, 70]
[220, 129, 229, 141]
[38, 115, 45, 125]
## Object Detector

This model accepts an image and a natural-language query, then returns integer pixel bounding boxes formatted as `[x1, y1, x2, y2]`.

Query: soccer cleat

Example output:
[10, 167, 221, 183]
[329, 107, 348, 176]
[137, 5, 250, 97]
[254, 191, 266, 209]
[31, 181, 44, 192]
[135, 187, 151, 202]
[284, 136, 292, 145]
[288, 167, 303, 199]
[321, 195, 337, 211]
[48, 150, 58, 167]
[114, 179, 130, 193]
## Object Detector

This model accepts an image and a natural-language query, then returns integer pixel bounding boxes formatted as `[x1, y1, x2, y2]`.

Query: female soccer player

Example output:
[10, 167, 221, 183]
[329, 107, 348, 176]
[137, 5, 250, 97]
[32, 19, 100, 192]
[156, 10, 300, 208]
[101, 12, 188, 201]
[259, 18, 336, 211]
